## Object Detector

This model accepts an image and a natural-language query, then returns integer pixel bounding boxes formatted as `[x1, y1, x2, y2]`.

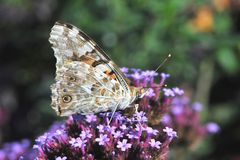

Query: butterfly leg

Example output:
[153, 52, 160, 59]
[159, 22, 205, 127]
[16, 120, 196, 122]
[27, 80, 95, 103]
[107, 102, 120, 126]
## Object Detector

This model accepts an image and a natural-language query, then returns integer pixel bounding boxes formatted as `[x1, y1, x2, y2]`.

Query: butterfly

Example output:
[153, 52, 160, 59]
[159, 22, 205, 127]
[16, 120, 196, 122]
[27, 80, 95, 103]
[49, 21, 146, 116]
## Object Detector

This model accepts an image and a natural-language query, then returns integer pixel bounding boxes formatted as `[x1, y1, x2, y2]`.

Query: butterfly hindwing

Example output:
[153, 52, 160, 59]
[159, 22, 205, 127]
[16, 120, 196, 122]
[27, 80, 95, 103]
[51, 61, 125, 115]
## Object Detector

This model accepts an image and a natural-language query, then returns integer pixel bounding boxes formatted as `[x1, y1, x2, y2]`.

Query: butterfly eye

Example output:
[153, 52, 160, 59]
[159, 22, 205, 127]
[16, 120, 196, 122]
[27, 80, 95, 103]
[140, 88, 145, 94]
[139, 88, 146, 99]
[62, 95, 72, 103]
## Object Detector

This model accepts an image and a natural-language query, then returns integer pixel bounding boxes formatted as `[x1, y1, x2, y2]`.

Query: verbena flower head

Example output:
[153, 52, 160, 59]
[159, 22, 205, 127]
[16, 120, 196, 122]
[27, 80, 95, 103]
[0, 139, 35, 160]
[161, 96, 220, 147]
[34, 68, 183, 159]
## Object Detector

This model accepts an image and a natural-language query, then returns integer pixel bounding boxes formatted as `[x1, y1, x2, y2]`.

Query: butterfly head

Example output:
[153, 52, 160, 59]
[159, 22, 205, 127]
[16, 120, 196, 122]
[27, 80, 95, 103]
[138, 88, 146, 99]
[130, 87, 146, 103]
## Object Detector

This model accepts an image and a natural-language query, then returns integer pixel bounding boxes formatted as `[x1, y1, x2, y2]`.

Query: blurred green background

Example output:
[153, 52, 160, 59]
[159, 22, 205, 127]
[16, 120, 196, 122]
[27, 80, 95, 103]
[0, 0, 240, 159]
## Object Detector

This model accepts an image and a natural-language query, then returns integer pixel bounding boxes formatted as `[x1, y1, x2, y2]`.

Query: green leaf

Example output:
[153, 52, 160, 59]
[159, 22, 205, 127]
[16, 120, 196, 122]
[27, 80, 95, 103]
[216, 48, 239, 74]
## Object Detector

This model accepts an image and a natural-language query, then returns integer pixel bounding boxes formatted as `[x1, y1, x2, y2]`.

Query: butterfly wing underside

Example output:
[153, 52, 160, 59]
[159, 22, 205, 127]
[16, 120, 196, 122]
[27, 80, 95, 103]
[49, 21, 136, 116]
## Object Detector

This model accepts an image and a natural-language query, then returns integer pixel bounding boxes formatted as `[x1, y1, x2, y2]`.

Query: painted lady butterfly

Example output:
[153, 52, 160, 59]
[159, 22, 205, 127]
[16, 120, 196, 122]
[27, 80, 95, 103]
[49, 21, 146, 116]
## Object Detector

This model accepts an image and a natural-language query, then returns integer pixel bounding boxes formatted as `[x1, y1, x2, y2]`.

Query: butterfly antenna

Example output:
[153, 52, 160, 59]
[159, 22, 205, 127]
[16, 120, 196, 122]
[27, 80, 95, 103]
[142, 54, 171, 97]
[154, 54, 171, 72]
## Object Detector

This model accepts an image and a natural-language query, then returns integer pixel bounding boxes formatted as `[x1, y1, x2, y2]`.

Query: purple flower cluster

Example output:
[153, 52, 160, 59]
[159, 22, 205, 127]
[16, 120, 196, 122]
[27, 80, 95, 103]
[33, 68, 180, 160]
[161, 97, 220, 145]
[0, 139, 35, 160]
[34, 111, 177, 159]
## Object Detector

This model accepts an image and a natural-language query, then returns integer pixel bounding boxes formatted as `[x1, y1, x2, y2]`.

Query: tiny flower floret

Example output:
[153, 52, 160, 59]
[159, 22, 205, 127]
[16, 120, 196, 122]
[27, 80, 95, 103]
[80, 130, 92, 139]
[171, 106, 183, 115]
[163, 127, 177, 138]
[172, 87, 184, 95]
[135, 124, 142, 132]
[134, 111, 148, 122]
[127, 132, 138, 139]
[97, 125, 105, 133]
[145, 88, 156, 97]
[131, 72, 143, 80]
[160, 73, 170, 79]
[141, 70, 158, 78]
[117, 139, 132, 151]
[95, 134, 110, 146]
[107, 126, 116, 134]
[55, 129, 63, 135]
[161, 114, 171, 124]
[163, 88, 175, 97]
[149, 139, 161, 149]
[69, 137, 87, 148]
[56, 156, 67, 160]
[131, 68, 141, 73]
[192, 102, 203, 111]
[35, 134, 48, 143]
[206, 122, 220, 133]
[120, 124, 127, 131]
[113, 130, 123, 138]
[86, 114, 97, 123]
[144, 127, 159, 135]
[120, 67, 129, 73]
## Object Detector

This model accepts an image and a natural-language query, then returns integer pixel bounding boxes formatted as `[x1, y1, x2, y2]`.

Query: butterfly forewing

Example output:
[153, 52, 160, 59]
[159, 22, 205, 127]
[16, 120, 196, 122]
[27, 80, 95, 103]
[49, 22, 142, 116]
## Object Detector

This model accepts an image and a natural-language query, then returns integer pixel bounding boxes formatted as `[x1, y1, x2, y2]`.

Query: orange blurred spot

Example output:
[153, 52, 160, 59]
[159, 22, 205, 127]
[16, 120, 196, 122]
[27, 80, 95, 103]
[213, 0, 230, 11]
[191, 6, 214, 32]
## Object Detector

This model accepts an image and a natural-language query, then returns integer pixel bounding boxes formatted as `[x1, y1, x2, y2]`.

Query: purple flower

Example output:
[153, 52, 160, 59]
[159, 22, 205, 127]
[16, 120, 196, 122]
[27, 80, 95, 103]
[127, 131, 139, 139]
[0, 150, 5, 159]
[97, 124, 105, 133]
[126, 133, 134, 139]
[69, 137, 87, 148]
[160, 73, 170, 79]
[163, 88, 175, 97]
[95, 134, 110, 146]
[145, 88, 156, 97]
[120, 67, 129, 73]
[192, 102, 203, 111]
[0, 139, 33, 160]
[206, 122, 220, 133]
[135, 124, 142, 132]
[120, 124, 127, 131]
[144, 127, 159, 135]
[35, 133, 48, 144]
[106, 126, 116, 134]
[161, 114, 171, 124]
[116, 139, 132, 151]
[86, 114, 97, 123]
[141, 70, 158, 77]
[131, 72, 143, 80]
[171, 106, 183, 115]
[69, 138, 76, 146]
[114, 112, 126, 121]
[56, 156, 67, 160]
[163, 127, 177, 138]
[80, 130, 93, 139]
[172, 87, 184, 95]
[149, 139, 161, 149]
[172, 97, 189, 106]
[131, 68, 141, 73]
[133, 111, 148, 122]
[113, 130, 123, 138]
[55, 129, 64, 135]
